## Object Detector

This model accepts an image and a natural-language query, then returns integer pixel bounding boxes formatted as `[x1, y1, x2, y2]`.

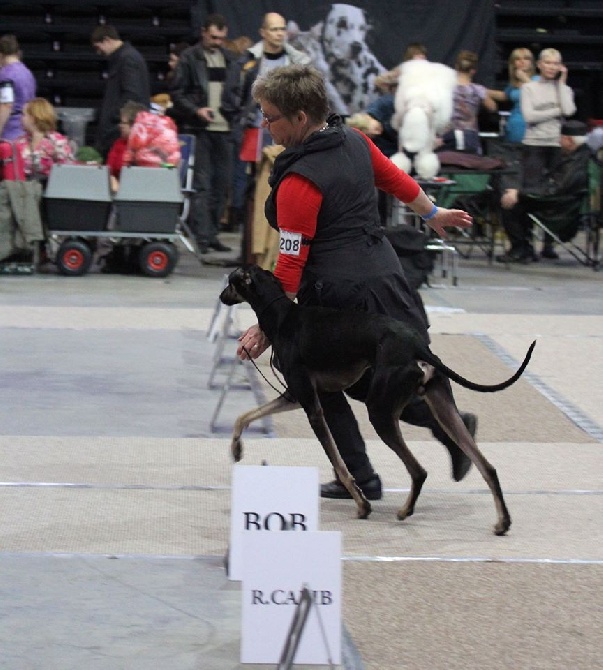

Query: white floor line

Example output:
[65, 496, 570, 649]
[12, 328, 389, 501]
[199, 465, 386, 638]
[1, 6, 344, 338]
[344, 555, 603, 565]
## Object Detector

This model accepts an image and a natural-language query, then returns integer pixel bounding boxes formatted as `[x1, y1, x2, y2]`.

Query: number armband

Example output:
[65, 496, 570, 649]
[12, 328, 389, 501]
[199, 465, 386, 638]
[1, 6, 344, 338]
[279, 230, 303, 256]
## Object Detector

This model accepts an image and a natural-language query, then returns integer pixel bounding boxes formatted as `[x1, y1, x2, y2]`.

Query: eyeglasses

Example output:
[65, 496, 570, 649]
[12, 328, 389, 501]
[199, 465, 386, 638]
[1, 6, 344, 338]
[261, 112, 283, 125]
[266, 27, 286, 32]
[261, 111, 284, 125]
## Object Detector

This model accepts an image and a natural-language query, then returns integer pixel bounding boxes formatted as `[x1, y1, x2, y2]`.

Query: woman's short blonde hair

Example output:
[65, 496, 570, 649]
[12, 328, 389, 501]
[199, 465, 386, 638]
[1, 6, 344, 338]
[538, 47, 562, 63]
[24, 98, 57, 133]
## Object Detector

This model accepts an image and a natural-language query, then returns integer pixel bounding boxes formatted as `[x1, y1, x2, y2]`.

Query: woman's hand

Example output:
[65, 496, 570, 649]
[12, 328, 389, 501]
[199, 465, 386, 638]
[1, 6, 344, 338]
[426, 207, 472, 239]
[237, 324, 271, 360]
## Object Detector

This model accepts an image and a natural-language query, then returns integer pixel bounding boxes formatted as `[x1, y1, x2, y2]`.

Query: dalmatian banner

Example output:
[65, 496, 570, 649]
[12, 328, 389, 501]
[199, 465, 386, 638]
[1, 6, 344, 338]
[195, 0, 496, 115]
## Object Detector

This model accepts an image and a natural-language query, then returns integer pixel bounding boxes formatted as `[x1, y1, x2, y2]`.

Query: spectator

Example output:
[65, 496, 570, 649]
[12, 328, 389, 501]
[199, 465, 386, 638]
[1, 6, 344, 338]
[15, 97, 74, 181]
[438, 50, 497, 155]
[518, 47, 576, 259]
[107, 100, 180, 192]
[167, 41, 190, 83]
[105, 102, 142, 190]
[488, 47, 535, 144]
[0, 34, 36, 141]
[347, 45, 429, 223]
[230, 12, 311, 258]
[90, 25, 150, 158]
[235, 13, 311, 161]
[496, 120, 591, 263]
[124, 102, 180, 169]
[170, 14, 240, 255]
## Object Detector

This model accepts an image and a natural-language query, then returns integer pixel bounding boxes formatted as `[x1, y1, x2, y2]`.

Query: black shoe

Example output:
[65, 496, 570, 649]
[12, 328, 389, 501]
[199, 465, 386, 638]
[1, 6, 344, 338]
[208, 240, 232, 252]
[540, 247, 559, 260]
[320, 474, 382, 500]
[198, 244, 208, 255]
[495, 249, 531, 264]
[447, 413, 477, 482]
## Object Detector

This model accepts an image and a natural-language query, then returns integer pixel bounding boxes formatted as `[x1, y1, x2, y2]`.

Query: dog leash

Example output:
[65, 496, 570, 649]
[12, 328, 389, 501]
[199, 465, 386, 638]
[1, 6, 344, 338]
[241, 345, 296, 403]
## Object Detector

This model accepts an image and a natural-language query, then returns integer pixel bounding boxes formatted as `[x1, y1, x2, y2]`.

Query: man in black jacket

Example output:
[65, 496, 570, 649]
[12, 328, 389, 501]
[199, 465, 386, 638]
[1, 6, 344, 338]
[170, 14, 240, 254]
[91, 26, 150, 158]
[496, 120, 592, 263]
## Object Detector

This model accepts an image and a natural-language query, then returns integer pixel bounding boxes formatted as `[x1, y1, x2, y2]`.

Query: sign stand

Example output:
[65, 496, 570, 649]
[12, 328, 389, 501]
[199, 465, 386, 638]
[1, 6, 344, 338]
[278, 584, 336, 670]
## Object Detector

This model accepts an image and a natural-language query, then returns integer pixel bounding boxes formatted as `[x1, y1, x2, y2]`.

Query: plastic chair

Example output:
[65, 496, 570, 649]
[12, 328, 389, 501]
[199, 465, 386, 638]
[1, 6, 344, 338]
[176, 133, 197, 253]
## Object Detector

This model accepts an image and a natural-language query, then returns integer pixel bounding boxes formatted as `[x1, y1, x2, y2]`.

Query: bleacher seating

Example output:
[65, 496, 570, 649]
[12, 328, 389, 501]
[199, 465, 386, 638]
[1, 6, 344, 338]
[1, 0, 193, 143]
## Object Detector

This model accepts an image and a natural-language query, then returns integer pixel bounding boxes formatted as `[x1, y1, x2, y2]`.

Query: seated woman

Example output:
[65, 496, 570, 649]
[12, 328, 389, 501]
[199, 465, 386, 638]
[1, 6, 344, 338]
[15, 97, 74, 181]
[123, 100, 180, 168]
[107, 100, 181, 191]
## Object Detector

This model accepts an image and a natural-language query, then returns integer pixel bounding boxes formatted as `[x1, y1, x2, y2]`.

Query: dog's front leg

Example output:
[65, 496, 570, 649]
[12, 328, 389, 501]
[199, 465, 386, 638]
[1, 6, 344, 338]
[230, 395, 300, 462]
[289, 375, 371, 519]
[305, 404, 371, 519]
[423, 376, 511, 536]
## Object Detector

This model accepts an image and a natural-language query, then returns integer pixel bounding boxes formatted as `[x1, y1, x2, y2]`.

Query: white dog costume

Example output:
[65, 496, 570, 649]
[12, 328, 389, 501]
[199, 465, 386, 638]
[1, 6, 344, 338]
[390, 59, 457, 179]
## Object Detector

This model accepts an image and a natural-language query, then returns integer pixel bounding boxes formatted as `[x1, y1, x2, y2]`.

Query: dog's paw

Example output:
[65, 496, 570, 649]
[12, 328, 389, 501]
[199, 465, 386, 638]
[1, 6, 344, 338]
[231, 439, 243, 462]
[357, 500, 372, 520]
[493, 516, 511, 536]
[396, 504, 414, 521]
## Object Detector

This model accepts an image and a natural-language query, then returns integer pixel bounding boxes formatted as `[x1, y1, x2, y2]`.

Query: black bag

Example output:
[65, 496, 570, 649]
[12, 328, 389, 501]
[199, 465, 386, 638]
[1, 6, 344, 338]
[385, 226, 435, 290]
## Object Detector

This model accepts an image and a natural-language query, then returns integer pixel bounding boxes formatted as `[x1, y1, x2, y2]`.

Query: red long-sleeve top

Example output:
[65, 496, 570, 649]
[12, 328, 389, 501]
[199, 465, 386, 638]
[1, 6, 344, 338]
[274, 130, 420, 295]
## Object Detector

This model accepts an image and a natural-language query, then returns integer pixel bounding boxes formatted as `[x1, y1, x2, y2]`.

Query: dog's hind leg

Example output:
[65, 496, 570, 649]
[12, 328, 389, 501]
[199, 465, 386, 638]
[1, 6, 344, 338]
[365, 363, 428, 521]
[366, 402, 428, 522]
[230, 395, 300, 462]
[423, 374, 511, 536]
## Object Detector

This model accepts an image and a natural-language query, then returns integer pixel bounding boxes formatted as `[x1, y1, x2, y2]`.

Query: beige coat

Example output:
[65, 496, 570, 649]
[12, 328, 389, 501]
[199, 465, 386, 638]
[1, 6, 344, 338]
[251, 144, 284, 270]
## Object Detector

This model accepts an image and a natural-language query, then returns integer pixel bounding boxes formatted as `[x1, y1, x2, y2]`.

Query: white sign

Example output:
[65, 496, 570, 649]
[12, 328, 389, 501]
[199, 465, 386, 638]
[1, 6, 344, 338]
[229, 465, 320, 581]
[241, 531, 342, 665]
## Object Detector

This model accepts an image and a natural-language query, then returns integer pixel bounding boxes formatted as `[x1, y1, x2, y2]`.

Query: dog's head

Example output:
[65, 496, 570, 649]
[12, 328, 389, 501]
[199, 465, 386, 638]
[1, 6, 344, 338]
[219, 265, 285, 311]
[322, 4, 370, 62]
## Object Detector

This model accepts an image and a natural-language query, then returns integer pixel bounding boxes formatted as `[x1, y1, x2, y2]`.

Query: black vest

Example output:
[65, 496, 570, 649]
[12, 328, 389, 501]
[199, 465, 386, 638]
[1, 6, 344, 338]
[265, 124, 386, 277]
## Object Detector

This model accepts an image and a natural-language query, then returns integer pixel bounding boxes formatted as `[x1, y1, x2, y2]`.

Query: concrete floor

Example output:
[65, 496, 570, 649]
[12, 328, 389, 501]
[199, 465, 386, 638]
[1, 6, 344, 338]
[1, 233, 602, 669]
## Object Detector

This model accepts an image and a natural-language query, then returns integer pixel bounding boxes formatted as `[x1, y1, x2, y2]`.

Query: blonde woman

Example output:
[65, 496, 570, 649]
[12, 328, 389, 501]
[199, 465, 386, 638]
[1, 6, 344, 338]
[488, 47, 535, 143]
[15, 97, 74, 181]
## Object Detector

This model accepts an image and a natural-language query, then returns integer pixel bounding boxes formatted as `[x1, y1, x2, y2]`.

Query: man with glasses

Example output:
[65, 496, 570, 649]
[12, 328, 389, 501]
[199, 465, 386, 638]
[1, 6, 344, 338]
[170, 14, 240, 255]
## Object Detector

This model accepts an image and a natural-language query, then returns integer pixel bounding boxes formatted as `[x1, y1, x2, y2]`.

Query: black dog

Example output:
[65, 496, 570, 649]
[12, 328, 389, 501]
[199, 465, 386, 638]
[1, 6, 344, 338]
[220, 265, 535, 536]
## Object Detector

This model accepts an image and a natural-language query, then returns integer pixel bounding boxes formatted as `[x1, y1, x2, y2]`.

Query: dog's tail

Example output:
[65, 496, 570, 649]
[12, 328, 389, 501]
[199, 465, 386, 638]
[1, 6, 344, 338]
[427, 340, 536, 392]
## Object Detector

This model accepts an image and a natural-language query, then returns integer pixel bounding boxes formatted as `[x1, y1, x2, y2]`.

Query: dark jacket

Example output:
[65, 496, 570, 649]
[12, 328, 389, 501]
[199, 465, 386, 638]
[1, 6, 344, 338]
[96, 42, 150, 156]
[522, 143, 591, 198]
[228, 42, 310, 143]
[169, 43, 240, 133]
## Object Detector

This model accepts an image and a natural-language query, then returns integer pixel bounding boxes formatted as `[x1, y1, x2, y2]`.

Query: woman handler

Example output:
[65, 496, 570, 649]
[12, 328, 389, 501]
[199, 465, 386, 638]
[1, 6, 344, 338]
[237, 65, 476, 500]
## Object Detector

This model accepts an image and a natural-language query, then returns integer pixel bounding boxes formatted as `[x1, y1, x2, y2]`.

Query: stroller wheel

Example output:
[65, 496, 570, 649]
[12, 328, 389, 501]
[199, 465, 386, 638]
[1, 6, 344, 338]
[56, 239, 93, 276]
[139, 241, 178, 278]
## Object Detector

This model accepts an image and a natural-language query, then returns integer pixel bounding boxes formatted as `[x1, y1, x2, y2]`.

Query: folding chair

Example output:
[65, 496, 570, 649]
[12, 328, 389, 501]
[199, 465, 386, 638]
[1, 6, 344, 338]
[176, 133, 198, 254]
[435, 171, 502, 260]
[524, 186, 598, 269]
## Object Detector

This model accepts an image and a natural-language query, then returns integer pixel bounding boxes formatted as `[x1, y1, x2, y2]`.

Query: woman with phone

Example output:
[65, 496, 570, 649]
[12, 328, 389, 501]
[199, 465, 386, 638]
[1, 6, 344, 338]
[515, 48, 576, 259]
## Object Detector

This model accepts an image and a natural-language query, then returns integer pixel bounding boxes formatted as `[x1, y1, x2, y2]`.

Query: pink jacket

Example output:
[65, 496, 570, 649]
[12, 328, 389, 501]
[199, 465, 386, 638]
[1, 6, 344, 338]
[124, 111, 181, 168]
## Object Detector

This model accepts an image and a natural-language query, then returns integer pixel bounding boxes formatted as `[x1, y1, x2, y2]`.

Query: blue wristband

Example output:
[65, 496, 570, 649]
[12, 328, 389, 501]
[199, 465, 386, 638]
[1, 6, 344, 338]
[421, 204, 438, 221]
